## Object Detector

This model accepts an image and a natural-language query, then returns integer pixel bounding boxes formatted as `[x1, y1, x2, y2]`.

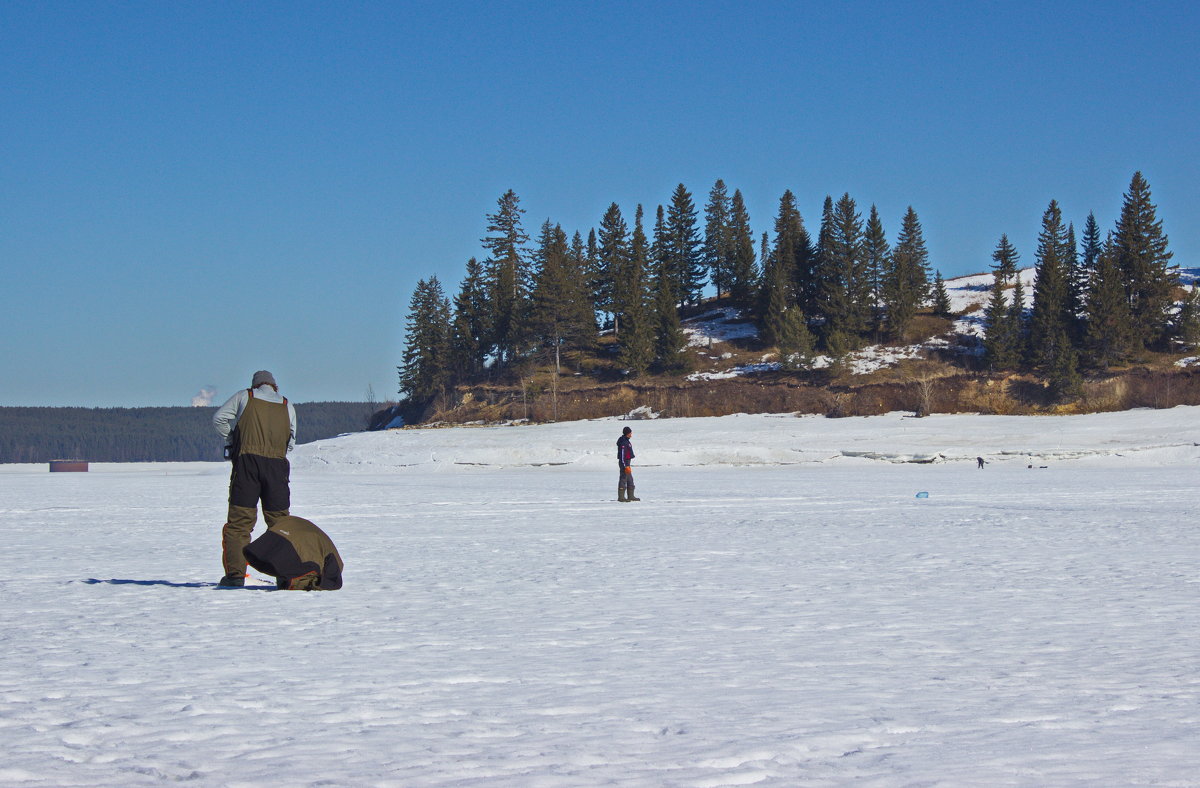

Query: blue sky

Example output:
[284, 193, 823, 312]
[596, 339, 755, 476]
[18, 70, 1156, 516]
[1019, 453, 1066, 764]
[2, 0, 1197, 407]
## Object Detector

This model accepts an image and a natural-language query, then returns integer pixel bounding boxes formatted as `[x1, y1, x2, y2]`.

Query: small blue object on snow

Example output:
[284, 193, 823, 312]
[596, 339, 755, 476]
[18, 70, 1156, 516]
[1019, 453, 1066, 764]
[915, 491, 930, 499]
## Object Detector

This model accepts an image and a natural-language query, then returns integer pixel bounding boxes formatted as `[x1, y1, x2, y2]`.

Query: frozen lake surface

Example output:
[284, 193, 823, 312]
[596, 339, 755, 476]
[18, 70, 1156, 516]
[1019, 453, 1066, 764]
[2, 409, 1199, 786]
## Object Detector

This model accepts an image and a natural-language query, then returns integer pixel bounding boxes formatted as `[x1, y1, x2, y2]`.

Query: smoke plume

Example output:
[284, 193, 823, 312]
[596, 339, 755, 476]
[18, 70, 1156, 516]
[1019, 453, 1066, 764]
[191, 386, 218, 407]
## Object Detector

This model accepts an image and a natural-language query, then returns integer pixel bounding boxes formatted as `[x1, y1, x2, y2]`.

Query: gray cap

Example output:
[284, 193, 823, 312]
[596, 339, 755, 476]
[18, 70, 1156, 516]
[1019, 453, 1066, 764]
[251, 370, 277, 388]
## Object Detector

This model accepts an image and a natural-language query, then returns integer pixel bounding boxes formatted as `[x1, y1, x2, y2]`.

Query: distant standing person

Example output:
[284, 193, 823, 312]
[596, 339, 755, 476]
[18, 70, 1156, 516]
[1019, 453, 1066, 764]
[977, 456, 985, 469]
[617, 425, 640, 502]
[212, 370, 297, 587]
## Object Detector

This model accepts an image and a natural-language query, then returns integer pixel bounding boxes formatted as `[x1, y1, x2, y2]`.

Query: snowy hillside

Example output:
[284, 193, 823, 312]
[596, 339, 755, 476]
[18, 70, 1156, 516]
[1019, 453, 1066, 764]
[3, 408, 1200, 786]
[682, 266, 1195, 381]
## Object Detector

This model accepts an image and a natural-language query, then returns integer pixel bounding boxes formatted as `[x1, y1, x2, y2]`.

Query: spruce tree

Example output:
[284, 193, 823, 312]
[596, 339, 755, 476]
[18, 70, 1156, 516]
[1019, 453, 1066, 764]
[983, 236, 1022, 370]
[1083, 238, 1134, 369]
[1113, 171, 1176, 349]
[1045, 328, 1082, 402]
[651, 248, 688, 373]
[450, 257, 492, 382]
[830, 193, 869, 337]
[728, 189, 758, 308]
[597, 202, 632, 336]
[529, 221, 596, 375]
[982, 272, 1018, 370]
[664, 184, 704, 306]
[931, 270, 952, 317]
[481, 190, 530, 364]
[618, 206, 655, 374]
[585, 227, 611, 331]
[1028, 200, 1075, 369]
[399, 277, 453, 403]
[703, 180, 734, 299]
[992, 234, 1020, 283]
[1007, 271, 1028, 362]
[863, 205, 890, 338]
[883, 206, 931, 340]
[1079, 212, 1102, 282]
[776, 306, 816, 370]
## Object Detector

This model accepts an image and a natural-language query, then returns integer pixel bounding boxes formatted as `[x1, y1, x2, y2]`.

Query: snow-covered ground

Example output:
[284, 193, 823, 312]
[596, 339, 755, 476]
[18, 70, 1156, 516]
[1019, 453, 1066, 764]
[3, 408, 1199, 786]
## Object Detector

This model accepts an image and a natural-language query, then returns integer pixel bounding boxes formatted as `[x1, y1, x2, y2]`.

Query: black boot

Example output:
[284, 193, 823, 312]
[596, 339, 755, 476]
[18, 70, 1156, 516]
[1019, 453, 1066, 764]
[628, 489, 641, 501]
[218, 573, 245, 587]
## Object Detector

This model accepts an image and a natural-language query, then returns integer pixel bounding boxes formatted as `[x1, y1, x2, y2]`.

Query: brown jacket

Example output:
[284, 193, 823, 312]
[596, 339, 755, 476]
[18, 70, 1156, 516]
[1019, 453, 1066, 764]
[244, 516, 344, 590]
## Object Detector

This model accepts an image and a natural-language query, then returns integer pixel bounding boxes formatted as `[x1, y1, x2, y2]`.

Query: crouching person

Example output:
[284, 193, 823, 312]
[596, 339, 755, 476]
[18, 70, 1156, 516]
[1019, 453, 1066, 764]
[244, 515, 344, 590]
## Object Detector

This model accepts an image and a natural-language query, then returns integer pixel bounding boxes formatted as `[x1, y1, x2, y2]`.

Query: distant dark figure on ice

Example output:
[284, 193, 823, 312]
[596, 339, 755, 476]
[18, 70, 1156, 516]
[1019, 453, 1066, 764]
[617, 426, 640, 502]
[212, 370, 297, 587]
[977, 456, 985, 469]
[244, 515, 344, 590]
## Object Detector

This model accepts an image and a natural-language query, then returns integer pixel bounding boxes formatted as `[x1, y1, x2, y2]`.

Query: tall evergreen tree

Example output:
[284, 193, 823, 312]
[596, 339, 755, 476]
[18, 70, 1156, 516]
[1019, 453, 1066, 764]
[760, 193, 806, 345]
[883, 206, 931, 340]
[863, 205, 890, 338]
[817, 193, 869, 341]
[585, 227, 611, 331]
[663, 184, 705, 306]
[449, 257, 491, 382]
[1079, 212, 1103, 282]
[1008, 272, 1028, 361]
[1083, 237, 1134, 369]
[728, 189, 757, 308]
[597, 202, 632, 336]
[982, 272, 1018, 370]
[1028, 200, 1075, 369]
[1112, 171, 1176, 349]
[399, 277, 453, 403]
[480, 190, 530, 364]
[702, 180, 735, 299]
[651, 243, 688, 373]
[619, 206, 655, 374]
[529, 221, 596, 374]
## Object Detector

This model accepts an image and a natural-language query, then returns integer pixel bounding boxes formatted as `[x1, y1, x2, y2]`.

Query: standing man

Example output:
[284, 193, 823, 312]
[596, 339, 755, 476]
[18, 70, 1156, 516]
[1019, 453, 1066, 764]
[212, 370, 297, 587]
[617, 425, 640, 502]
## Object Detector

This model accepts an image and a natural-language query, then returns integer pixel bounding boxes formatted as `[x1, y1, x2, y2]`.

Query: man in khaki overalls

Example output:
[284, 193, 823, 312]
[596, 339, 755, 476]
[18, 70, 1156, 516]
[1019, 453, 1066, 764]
[212, 370, 297, 587]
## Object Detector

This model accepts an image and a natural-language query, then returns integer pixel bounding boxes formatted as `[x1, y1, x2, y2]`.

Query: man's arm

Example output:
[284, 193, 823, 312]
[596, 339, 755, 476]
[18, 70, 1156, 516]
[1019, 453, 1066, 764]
[212, 390, 248, 442]
[286, 400, 297, 453]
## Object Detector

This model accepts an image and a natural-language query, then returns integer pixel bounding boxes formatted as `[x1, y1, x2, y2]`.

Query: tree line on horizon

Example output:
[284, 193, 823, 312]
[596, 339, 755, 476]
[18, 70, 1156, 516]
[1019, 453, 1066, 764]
[400, 181, 947, 407]
[0, 402, 376, 463]
[981, 171, 1190, 400]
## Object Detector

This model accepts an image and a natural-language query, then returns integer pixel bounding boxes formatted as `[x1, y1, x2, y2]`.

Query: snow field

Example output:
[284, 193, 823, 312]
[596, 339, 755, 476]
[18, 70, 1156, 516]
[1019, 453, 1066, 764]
[1, 410, 1199, 786]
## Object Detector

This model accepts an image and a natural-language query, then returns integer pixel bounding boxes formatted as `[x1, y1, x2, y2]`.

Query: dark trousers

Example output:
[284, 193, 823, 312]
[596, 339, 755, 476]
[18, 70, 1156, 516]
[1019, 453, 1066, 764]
[222, 453, 290, 576]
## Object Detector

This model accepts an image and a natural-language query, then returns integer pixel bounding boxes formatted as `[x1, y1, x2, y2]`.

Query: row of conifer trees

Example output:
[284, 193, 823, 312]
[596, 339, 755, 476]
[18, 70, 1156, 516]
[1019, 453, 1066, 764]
[981, 172, 1188, 400]
[400, 181, 947, 404]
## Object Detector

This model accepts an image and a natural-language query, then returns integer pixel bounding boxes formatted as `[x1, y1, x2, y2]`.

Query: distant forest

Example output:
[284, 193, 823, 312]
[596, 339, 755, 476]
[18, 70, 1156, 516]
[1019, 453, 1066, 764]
[0, 402, 376, 463]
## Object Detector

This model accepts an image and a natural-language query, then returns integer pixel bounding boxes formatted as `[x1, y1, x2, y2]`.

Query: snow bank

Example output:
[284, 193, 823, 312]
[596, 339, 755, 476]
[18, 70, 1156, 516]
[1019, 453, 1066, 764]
[292, 406, 1200, 471]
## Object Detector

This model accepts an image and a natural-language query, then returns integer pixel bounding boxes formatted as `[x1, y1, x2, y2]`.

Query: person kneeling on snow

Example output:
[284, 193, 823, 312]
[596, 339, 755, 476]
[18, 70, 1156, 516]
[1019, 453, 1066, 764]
[243, 515, 344, 590]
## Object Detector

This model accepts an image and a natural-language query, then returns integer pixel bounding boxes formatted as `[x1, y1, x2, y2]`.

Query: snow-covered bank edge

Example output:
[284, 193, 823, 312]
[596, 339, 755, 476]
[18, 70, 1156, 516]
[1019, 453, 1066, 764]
[285, 407, 1200, 472]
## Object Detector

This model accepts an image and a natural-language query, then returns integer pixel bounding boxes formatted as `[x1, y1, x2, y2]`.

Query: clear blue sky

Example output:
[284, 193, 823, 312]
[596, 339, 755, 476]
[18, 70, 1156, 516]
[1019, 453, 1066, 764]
[2, 0, 1197, 407]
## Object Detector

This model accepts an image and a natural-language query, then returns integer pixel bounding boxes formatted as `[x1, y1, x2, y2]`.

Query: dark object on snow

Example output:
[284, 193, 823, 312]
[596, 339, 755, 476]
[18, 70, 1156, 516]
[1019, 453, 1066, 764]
[49, 460, 88, 472]
[244, 515, 343, 590]
[217, 573, 245, 587]
[977, 457, 985, 469]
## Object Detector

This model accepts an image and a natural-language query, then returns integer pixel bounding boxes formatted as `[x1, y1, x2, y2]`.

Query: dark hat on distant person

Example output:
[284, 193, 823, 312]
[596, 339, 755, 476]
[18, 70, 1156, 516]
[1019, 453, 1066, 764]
[622, 426, 632, 435]
[252, 370, 277, 388]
